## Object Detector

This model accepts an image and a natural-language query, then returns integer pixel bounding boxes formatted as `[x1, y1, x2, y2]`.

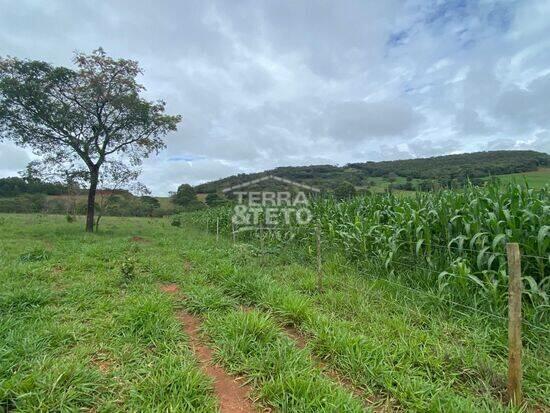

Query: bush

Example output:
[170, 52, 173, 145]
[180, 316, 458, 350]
[171, 216, 182, 227]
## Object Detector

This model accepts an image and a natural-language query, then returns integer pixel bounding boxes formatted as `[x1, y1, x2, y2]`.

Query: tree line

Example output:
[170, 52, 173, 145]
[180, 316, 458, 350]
[195, 150, 549, 194]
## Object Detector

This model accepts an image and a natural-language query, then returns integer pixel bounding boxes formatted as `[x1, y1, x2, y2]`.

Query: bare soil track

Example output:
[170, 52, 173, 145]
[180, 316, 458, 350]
[160, 283, 256, 413]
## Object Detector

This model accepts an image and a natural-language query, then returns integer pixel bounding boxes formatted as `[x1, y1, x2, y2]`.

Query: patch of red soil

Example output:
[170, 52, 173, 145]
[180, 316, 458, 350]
[51, 265, 65, 274]
[130, 236, 149, 243]
[178, 312, 255, 413]
[161, 284, 255, 413]
[159, 283, 179, 294]
[90, 351, 113, 374]
[282, 325, 308, 349]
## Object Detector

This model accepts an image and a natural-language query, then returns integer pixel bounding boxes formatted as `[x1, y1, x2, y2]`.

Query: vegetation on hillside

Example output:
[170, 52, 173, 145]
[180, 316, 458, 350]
[0, 176, 66, 197]
[195, 150, 549, 194]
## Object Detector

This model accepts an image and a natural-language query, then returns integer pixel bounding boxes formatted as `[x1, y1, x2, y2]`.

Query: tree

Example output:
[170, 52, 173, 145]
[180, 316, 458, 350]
[205, 192, 227, 207]
[334, 181, 356, 200]
[0, 49, 181, 232]
[22, 159, 85, 217]
[386, 172, 398, 183]
[139, 196, 161, 217]
[172, 184, 197, 207]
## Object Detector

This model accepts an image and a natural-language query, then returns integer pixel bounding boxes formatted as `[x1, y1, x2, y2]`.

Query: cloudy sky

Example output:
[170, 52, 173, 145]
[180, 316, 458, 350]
[1, 0, 549, 195]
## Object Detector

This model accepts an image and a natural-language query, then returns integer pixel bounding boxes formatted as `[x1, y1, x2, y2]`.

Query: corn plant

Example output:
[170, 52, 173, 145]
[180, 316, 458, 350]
[177, 181, 549, 310]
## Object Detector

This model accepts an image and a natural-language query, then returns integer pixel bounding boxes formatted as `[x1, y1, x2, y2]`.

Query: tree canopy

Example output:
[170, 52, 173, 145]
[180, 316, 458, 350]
[194, 150, 549, 194]
[334, 181, 356, 200]
[172, 184, 197, 207]
[0, 49, 181, 231]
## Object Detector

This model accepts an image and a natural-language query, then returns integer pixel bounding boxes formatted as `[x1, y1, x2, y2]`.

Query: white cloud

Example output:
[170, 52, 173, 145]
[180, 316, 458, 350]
[0, 143, 31, 176]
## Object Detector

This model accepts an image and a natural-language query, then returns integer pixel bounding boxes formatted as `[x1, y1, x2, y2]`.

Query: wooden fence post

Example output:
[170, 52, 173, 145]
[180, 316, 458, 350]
[506, 242, 522, 407]
[216, 218, 219, 242]
[259, 225, 264, 266]
[316, 224, 322, 292]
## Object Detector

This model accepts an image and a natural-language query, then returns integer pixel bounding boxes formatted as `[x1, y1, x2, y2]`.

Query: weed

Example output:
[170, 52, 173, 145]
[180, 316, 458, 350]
[19, 247, 50, 262]
[120, 256, 138, 284]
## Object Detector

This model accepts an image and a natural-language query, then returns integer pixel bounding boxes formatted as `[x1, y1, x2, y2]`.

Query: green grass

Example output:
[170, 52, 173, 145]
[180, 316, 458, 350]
[492, 167, 550, 190]
[1, 214, 549, 412]
[0, 214, 217, 412]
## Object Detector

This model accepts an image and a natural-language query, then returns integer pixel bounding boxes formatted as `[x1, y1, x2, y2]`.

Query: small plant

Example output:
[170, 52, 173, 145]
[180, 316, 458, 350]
[66, 214, 76, 223]
[171, 216, 182, 227]
[19, 247, 50, 262]
[120, 256, 138, 283]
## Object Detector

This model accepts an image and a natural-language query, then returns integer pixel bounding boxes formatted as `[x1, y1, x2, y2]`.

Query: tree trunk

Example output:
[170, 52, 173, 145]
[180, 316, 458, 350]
[86, 171, 99, 233]
[95, 214, 102, 232]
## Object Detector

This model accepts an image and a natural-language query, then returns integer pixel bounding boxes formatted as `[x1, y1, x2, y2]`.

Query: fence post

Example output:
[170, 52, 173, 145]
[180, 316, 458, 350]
[232, 223, 236, 244]
[259, 225, 265, 266]
[316, 224, 322, 292]
[506, 242, 522, 407]
[216, 218, 219, 242]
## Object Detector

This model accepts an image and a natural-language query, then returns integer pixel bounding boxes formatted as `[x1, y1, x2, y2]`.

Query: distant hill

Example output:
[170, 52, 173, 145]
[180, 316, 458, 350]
[194, 150, 550, 193]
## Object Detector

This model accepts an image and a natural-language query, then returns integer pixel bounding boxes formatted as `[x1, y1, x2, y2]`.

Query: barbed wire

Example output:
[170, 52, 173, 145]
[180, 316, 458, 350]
[197, 220, 548, 261]
[341, 274, 550, 367]
[260, 231, 550, 363]
[354, 249, 550, 334]
[398, 239, 549, 261]
[192, 220, 550, 364]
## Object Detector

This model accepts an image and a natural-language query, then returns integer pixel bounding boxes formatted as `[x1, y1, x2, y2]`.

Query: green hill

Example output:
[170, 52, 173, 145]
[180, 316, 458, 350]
[195, 150, 549, 193]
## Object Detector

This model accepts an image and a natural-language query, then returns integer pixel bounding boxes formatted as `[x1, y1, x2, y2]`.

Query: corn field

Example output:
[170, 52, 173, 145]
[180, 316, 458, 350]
[179, 182, 549, 313]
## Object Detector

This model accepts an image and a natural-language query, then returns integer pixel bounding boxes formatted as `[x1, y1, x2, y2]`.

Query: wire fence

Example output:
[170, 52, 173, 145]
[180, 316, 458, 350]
[203, 218, 550, 332]
[192, 216, 549, 405]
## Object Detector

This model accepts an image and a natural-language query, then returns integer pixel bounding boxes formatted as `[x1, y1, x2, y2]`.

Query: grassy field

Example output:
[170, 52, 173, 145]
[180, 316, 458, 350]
[493, 168, 550, 190]
[1, 214, 548, 412]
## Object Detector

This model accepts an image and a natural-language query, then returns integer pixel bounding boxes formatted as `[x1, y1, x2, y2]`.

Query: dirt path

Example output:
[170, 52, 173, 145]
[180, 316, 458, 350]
[160, 283, 256, 413]
[238, 304, 391, 411]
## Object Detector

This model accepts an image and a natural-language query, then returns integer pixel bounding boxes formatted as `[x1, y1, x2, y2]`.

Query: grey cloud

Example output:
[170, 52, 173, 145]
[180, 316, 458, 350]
[494, 73, 550, 130]
[455, 108, 491, 135]
[317, 100, 424, 142]
[486, 132, 550, 153]
[407, 138, 462, 158]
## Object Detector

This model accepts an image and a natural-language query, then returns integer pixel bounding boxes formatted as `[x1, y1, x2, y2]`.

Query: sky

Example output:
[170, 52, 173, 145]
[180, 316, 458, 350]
[0, 0, 549, 195]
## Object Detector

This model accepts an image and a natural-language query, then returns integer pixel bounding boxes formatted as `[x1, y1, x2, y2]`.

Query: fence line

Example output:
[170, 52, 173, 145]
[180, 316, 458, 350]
[189, 210, 549, 407]
[229, 224, 549, 261]
[217, 221, 550, 333]
[194, 217, 550, 403]
[358, 252, 550, 332]
[398, 239, 549, 261]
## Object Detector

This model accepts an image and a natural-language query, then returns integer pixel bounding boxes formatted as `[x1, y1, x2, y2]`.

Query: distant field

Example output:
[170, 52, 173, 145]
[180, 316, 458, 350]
[363, 168, 549, 194]
[493, 167, 550, 189]
[155, 196, 173, 209]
